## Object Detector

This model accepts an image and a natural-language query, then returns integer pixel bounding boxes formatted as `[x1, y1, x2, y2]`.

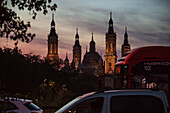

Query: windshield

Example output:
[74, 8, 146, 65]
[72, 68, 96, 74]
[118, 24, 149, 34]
[55, 97, 82, 113]
[24, 102, 40, 110]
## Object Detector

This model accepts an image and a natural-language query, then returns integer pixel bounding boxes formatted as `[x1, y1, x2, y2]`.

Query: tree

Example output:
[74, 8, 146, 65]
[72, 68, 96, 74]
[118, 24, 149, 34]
[0, 0, 57, 43]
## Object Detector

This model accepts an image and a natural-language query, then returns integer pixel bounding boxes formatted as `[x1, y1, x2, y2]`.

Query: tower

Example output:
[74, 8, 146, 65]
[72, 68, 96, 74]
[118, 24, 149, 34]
[121, 27, 131, 57]
[47, 14, 59, 63]
[105, 12, 117, 74]
[72, 28, 81, 70]
[64, 53, 70, 68]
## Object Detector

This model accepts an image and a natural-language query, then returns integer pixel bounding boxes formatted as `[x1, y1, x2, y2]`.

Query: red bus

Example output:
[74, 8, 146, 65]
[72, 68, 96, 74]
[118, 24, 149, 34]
[114, 46, 170, 101]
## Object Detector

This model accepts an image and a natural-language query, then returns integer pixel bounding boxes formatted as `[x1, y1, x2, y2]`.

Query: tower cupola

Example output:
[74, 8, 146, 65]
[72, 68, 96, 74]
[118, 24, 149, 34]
[90, 32, 95, 52]
[49, 14, 57, 37]
[122, 26, 131, 57]
[74, 28, 80, 47]
[51, 14, 55, 28]
[108, 12, 114, 33]
[123, 27, 130, 46]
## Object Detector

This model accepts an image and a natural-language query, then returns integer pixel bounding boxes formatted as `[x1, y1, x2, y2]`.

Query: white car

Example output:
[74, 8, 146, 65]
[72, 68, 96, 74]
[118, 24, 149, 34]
[56, 89, 169, 113]
[0, 97, 43, 113]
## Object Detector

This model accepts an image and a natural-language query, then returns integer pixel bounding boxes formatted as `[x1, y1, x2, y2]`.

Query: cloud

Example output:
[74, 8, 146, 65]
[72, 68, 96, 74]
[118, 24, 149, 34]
[131, 31, 170, 45]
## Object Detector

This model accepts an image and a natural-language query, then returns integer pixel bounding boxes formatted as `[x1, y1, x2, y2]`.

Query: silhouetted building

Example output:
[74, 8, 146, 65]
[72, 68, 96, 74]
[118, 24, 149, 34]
[81, 33, 103, 76]
[64, 53, 70, 68]
[121, 27, 131, 57]
[47, 14, 59, 63]
[105, 12, 117, 74]
[71, 28, 81, 70]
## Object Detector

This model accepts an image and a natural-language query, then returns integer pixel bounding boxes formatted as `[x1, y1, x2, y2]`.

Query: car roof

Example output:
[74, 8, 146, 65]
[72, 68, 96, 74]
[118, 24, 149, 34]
[0, 97, 32, 104]
[80, 89, 169, 108]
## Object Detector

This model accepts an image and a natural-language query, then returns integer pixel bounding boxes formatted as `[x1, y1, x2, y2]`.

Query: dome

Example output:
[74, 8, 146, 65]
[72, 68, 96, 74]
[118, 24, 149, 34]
[83, 51, 103, 67]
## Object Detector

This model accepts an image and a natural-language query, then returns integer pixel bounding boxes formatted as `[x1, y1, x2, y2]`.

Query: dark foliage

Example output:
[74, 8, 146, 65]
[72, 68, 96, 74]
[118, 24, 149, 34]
[0, 0, 57, 42]
[0, 47, 98, 111]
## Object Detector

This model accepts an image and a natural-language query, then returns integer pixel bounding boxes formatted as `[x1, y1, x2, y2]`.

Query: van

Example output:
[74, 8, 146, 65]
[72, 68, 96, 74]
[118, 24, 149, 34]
[55, 89, 169, 113]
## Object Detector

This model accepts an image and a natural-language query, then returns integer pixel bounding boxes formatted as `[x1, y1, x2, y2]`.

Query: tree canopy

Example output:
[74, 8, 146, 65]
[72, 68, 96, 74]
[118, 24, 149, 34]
[0, 0, 57, 43]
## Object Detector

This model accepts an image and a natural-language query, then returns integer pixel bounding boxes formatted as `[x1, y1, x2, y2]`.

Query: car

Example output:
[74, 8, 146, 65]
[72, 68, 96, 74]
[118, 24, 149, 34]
[55, 89, 169, 113]
[0, 97, 43, 113]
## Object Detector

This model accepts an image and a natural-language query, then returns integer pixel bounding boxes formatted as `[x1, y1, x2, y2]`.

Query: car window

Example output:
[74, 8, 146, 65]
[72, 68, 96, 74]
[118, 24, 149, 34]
[69, 97, 104, 113]
[24, 102, 40, 110]
[110, 95, 164, 113]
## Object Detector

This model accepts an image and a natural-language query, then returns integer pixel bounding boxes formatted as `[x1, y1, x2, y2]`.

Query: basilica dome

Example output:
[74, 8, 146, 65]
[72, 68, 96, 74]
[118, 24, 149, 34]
[80, 33, 104, 75]
[83, 51, 103, 68]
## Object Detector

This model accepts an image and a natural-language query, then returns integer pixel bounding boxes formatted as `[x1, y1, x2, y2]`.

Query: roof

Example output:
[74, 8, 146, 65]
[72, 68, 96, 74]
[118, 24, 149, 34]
[127, 46, 170, 60]
[82, 51, 103, 65]
[79, 89, 168, 101]
[117, 46, 170, 65]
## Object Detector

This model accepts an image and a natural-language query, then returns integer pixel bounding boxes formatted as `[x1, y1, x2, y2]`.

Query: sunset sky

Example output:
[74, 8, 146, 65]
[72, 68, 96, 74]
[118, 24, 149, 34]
[0, 0, 170, 61]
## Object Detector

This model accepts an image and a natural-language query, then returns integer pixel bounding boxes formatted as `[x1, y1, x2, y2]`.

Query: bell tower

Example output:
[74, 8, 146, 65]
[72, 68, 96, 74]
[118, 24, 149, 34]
[47, 14, 59, 63]
[64, 53, 70, 68]
[105, 12, 117, 74]
[72, 28, 81, 70]
[122, 27, 131, 57]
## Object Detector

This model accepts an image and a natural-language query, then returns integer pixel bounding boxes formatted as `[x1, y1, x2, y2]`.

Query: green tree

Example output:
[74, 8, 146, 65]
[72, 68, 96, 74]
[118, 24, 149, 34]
[0, 0, 57, 42]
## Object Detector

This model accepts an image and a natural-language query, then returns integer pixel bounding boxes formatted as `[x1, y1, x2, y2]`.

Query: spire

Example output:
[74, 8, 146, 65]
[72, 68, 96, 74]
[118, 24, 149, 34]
[110, 12, 112, 19]
[124, 26, 128, 38]
[90, 32, 95, 52]
[75, 28, 79, 39]
[76, 28, 78, 34]
[125, 26, 127, 33]
[108, 12, 114, 33]
[64, 52, 69, 62]
[92, 32, 94, 41]
[66, 52, 68, 59]
[49, 13, 57, 37]
[123, 26, 129, 46]
[52, 13, 54, 21]
[64, 52, 69, 67]
[51, 13, 55, 27]
[74, 28, 80, 47]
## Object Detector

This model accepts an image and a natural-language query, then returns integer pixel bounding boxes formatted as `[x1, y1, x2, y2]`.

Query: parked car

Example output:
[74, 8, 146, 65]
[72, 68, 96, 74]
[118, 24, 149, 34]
[0, 97, 43, 113]
[55, 89, 169, 113]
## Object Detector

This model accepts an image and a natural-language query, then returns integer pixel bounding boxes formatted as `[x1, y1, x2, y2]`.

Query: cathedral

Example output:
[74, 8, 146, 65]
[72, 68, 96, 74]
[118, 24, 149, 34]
[47, 12, 131, 75]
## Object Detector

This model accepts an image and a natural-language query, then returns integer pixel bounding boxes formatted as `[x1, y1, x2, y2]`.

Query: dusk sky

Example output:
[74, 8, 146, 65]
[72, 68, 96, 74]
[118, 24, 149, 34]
[0, 0, 170, 61]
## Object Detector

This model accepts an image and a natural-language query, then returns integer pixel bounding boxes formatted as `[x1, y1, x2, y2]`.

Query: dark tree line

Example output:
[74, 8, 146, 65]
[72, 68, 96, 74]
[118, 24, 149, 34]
[0, 47, 98, 111]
